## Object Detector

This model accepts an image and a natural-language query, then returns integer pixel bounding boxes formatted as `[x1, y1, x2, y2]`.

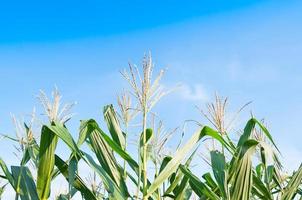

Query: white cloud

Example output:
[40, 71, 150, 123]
[177, 83, 208, 101]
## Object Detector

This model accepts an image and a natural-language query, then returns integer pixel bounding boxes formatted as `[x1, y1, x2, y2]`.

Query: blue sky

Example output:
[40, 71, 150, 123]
[0, 0, 273, 43]
[0, 0, 302, 197]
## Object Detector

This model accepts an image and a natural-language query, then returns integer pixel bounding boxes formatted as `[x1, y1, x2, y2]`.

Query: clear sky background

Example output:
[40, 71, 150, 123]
[0, 0, 302, 198]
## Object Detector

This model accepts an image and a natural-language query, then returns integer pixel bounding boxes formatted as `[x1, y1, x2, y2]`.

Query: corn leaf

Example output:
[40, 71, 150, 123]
[11, 166, 38, 200]
[210, 150, 229, 199]
[103, 104, 125, 148]
[180, 165, 220, 199]
[47, 122, 81, 155]
[54, 155, 97, 200]
[281, 164, 302, 200]
[0, 158, 15, 190]
[78, 119, 129, 197]
[252, 173, 273, 199]
[231, 139, 259, 200]
[68, 155, 78, 197]
[37, 125, 58, 200]
[80, 119, 139, 173]
[82, 152, 127, 199]
[146, 126, 228, 198]
[164, 148, 197, 196]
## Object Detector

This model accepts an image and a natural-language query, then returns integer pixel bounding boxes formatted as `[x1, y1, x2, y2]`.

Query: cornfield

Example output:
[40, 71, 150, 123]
[0, 54, 301, 200]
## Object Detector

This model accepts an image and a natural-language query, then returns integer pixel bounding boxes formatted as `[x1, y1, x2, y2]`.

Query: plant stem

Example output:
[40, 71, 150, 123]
[136, 110, 148, 200]
[142, 109, 148, 199]
[123, 126, 128, 180]
[136, 118, 144, 200]
[155, 161, 161, 200]
[136, 142, 141, 200]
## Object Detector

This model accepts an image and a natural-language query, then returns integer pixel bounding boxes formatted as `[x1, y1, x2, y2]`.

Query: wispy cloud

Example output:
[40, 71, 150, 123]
[177, 83, 208, 101]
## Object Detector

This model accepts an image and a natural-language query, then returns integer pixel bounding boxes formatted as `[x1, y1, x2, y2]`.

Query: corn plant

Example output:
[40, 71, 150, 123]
[0, 54, 301, 200]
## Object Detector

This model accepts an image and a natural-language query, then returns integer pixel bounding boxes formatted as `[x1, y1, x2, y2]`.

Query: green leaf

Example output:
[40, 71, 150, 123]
[140, 128, 153, 147]
[281, 164, 302, 200]
[140, 128, 153, 161]
[47, 122, 81, 155]
[180, 165, 220, 199]
[146, 126, 227, 198]
[0, 183, 7, 197]
[0, 158, 15, 190]
[80, 119, 139, 174]
[164, 148, 197, 196]
[253, 119, 280, 153]
[79, 119, 131, 197]
[237, 118, 280, 153]
[174, 176, 191, 200]
[210, 150, 229, 199]
[82, 152, 127, 199]
[237, 119, 256, 148]
[54, 155, 97, 200]
[159, 156, 172, 174]
[68, 155, 78, 197]
[231, 139, 259, 200]
[37, 125, 58, 200]
[56, 188, 77, 200]
[202, 173, 218, 190]
[11, 166, 39, 200]
[103, 104, 125, 148]
[252, 172, 272, 200]
[265, 165, 274, 185]
[173, 151, 197, 200]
